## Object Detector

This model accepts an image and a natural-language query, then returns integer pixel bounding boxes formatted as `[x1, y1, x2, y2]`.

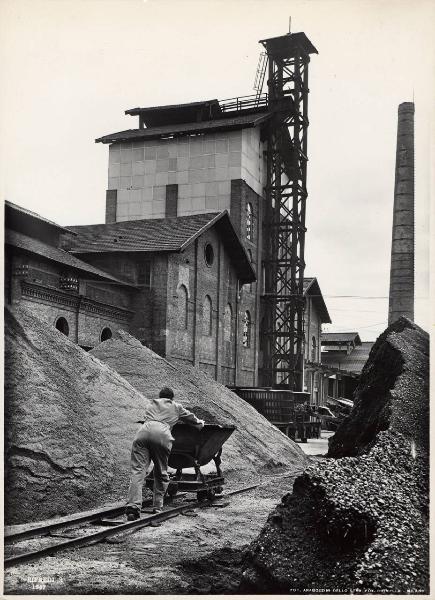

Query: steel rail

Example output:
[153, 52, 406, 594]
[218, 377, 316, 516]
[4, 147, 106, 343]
[4, 484, 258, 569]
[4, 503, 126, 543]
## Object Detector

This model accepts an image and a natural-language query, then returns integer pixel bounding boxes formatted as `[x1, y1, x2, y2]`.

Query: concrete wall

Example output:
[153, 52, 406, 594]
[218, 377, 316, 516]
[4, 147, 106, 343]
[107, 127, 266, 222]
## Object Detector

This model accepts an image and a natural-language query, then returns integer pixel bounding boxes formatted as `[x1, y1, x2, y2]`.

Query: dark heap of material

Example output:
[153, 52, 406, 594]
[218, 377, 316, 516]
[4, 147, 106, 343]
[240, 317, 429, 594]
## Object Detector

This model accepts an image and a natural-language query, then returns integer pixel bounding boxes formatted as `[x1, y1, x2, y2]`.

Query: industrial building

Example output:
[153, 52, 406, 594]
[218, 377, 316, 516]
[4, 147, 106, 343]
[5, 31, 335, 404]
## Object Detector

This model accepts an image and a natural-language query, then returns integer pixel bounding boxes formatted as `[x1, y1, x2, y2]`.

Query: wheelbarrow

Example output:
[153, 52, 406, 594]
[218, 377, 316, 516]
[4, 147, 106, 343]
[145, 423, 236, 502]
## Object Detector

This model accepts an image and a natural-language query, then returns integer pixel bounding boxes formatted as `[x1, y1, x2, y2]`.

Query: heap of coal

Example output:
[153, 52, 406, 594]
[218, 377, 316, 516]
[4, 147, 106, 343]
[90, 331, 308, 483]
[5, 306, 308, 525]
[240, 317, 429, 594]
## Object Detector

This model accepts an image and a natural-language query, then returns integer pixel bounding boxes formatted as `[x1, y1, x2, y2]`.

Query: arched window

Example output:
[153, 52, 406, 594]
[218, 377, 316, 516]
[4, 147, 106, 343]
[55, 317, 69, 337]
[242, 310, 252, 348]
[311, 336, 317, 362]
[246, 202, 253, 240]
[224, 303, 232, 342]
[101, 327, 112, 342]
[246, 249, 253, 292]
[177, 285, 188, 329]
[203, 295, 212, 336]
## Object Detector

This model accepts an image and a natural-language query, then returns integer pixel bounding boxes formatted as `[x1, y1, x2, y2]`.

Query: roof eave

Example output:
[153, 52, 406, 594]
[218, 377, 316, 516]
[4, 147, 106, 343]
[179, 210, 256, 283]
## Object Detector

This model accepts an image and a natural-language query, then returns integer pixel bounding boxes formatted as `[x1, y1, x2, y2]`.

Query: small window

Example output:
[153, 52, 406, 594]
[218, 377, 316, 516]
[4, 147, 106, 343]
[246, 250, 253, 292]
[203, 295, 213, 336]
[55, 317, 69, 336]
[224, 303, 232, 342]
[137, 261, 151, 286]
[101, 327, 112, 342]
[242, 310, 252, 348]
[246, 202, 253, 241]
[311, 336, 317, 362]
[177, 285, 188, 329]
[204, 243, 214, 267]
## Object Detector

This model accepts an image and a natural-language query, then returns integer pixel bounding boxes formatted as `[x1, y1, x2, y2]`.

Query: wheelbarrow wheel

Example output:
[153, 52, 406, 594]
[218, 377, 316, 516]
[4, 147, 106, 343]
[167, 482, 179, 498]
[197, 488, 216, 502]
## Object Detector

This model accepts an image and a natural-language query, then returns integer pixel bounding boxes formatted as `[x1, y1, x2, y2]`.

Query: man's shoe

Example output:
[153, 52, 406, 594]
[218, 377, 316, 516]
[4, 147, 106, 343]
[125, 507, 140, 521]
[152, 507, 162, 514]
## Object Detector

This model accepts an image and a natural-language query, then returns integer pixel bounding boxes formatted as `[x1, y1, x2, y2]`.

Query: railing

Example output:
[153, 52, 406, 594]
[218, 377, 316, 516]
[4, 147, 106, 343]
[219, 93, 268, 113]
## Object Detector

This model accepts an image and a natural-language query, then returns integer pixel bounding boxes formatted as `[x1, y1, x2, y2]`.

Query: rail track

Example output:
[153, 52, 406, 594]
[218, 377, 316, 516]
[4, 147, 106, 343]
[4, 484, 258, 568]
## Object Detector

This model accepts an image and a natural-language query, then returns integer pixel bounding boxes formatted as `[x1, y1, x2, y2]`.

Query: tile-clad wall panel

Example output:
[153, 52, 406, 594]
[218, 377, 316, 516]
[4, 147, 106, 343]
[241, 128, 266, 196]
[108, 129, 249, 221]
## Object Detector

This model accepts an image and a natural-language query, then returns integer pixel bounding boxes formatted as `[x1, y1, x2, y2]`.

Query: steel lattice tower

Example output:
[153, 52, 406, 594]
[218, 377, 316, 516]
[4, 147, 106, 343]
[260, 32, 318, 389]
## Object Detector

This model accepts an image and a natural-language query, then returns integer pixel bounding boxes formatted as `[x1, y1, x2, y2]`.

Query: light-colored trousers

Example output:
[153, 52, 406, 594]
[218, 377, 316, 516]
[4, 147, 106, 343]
[126, 421, 173, 510]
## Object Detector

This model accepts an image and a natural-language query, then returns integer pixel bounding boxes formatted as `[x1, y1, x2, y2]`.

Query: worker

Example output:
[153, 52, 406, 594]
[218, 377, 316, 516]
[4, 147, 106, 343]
[125, 387, 205, 521]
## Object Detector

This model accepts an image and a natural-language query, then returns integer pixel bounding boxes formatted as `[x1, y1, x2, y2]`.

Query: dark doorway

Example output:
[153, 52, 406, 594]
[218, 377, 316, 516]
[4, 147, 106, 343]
[101, 327, 113, 342]
[55, 317, 69, 336]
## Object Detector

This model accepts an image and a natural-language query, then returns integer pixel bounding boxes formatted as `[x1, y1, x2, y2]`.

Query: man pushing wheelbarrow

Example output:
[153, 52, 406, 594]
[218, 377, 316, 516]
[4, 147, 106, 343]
[125, 387, 204, 521]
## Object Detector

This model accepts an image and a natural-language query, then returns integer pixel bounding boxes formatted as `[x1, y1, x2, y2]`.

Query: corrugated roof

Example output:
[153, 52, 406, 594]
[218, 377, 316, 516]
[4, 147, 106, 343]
[321, 332, 361, 344]
[68, 211, 256, 284]
[5, 200, 75, 235]
[321, 342, 374, 374]
[96, 112, 271, 144]
[5, 229, 135, 287]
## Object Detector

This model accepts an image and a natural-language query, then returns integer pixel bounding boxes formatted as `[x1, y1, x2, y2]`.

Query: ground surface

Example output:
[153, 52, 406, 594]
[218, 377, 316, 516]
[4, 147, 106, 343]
[4, 463, 315, 594]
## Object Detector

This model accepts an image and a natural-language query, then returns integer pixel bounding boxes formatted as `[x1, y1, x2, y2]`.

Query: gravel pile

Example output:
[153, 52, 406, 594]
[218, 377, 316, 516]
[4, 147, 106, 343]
[5, 306, 307, 525]
[240, 317, 429, 594]
[5, 306, 151, 524]
[90, 332, 308, 483]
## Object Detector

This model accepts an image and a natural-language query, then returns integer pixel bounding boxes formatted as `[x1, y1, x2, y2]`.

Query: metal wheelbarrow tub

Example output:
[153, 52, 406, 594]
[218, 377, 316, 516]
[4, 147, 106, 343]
[168, 423, 236, 470]
[146, 423, 236, 501]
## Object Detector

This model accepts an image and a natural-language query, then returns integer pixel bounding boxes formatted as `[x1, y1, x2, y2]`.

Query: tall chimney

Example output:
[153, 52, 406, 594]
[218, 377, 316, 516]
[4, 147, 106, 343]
[388, 102, 415, 325]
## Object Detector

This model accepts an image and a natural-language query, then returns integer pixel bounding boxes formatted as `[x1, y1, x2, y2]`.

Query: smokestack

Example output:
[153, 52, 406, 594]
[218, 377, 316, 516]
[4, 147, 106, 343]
[388, 102, 415, 325]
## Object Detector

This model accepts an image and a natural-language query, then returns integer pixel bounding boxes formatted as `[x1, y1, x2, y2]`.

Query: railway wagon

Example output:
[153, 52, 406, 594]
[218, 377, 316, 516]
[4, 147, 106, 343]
[230, 387, 321, 442]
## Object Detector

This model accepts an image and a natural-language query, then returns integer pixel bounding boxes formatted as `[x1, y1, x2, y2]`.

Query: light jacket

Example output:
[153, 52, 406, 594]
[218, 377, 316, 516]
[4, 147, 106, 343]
[143, 398, 204, 431]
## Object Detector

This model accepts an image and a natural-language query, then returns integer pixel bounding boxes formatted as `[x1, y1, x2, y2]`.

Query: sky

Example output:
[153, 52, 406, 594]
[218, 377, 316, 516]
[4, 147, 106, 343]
[1, 0, 433, 341]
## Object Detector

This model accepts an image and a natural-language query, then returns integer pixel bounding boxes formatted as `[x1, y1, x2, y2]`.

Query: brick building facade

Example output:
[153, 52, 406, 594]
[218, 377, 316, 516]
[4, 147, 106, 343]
[5, 201, 256, 386]
[5, 201, 135, 348]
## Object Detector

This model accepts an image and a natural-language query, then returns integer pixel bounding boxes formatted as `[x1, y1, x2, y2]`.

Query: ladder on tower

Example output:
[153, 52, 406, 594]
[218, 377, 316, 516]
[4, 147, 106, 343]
[253, 52, 268, 107]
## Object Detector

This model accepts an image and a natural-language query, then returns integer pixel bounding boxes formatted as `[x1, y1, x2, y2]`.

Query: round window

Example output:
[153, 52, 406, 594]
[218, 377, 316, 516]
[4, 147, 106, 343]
[204, 243, 214, 267]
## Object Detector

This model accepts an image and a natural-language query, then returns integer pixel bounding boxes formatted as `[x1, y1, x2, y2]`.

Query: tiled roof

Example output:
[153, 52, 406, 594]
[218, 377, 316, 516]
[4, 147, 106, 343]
[96, 112, 271, 144]
[5, 229, 135, 287]
[321, 342, 374, 374]
[68, 213, 220, 253]
[5, 200, 75, 234]
[68, 211, 256, 284]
